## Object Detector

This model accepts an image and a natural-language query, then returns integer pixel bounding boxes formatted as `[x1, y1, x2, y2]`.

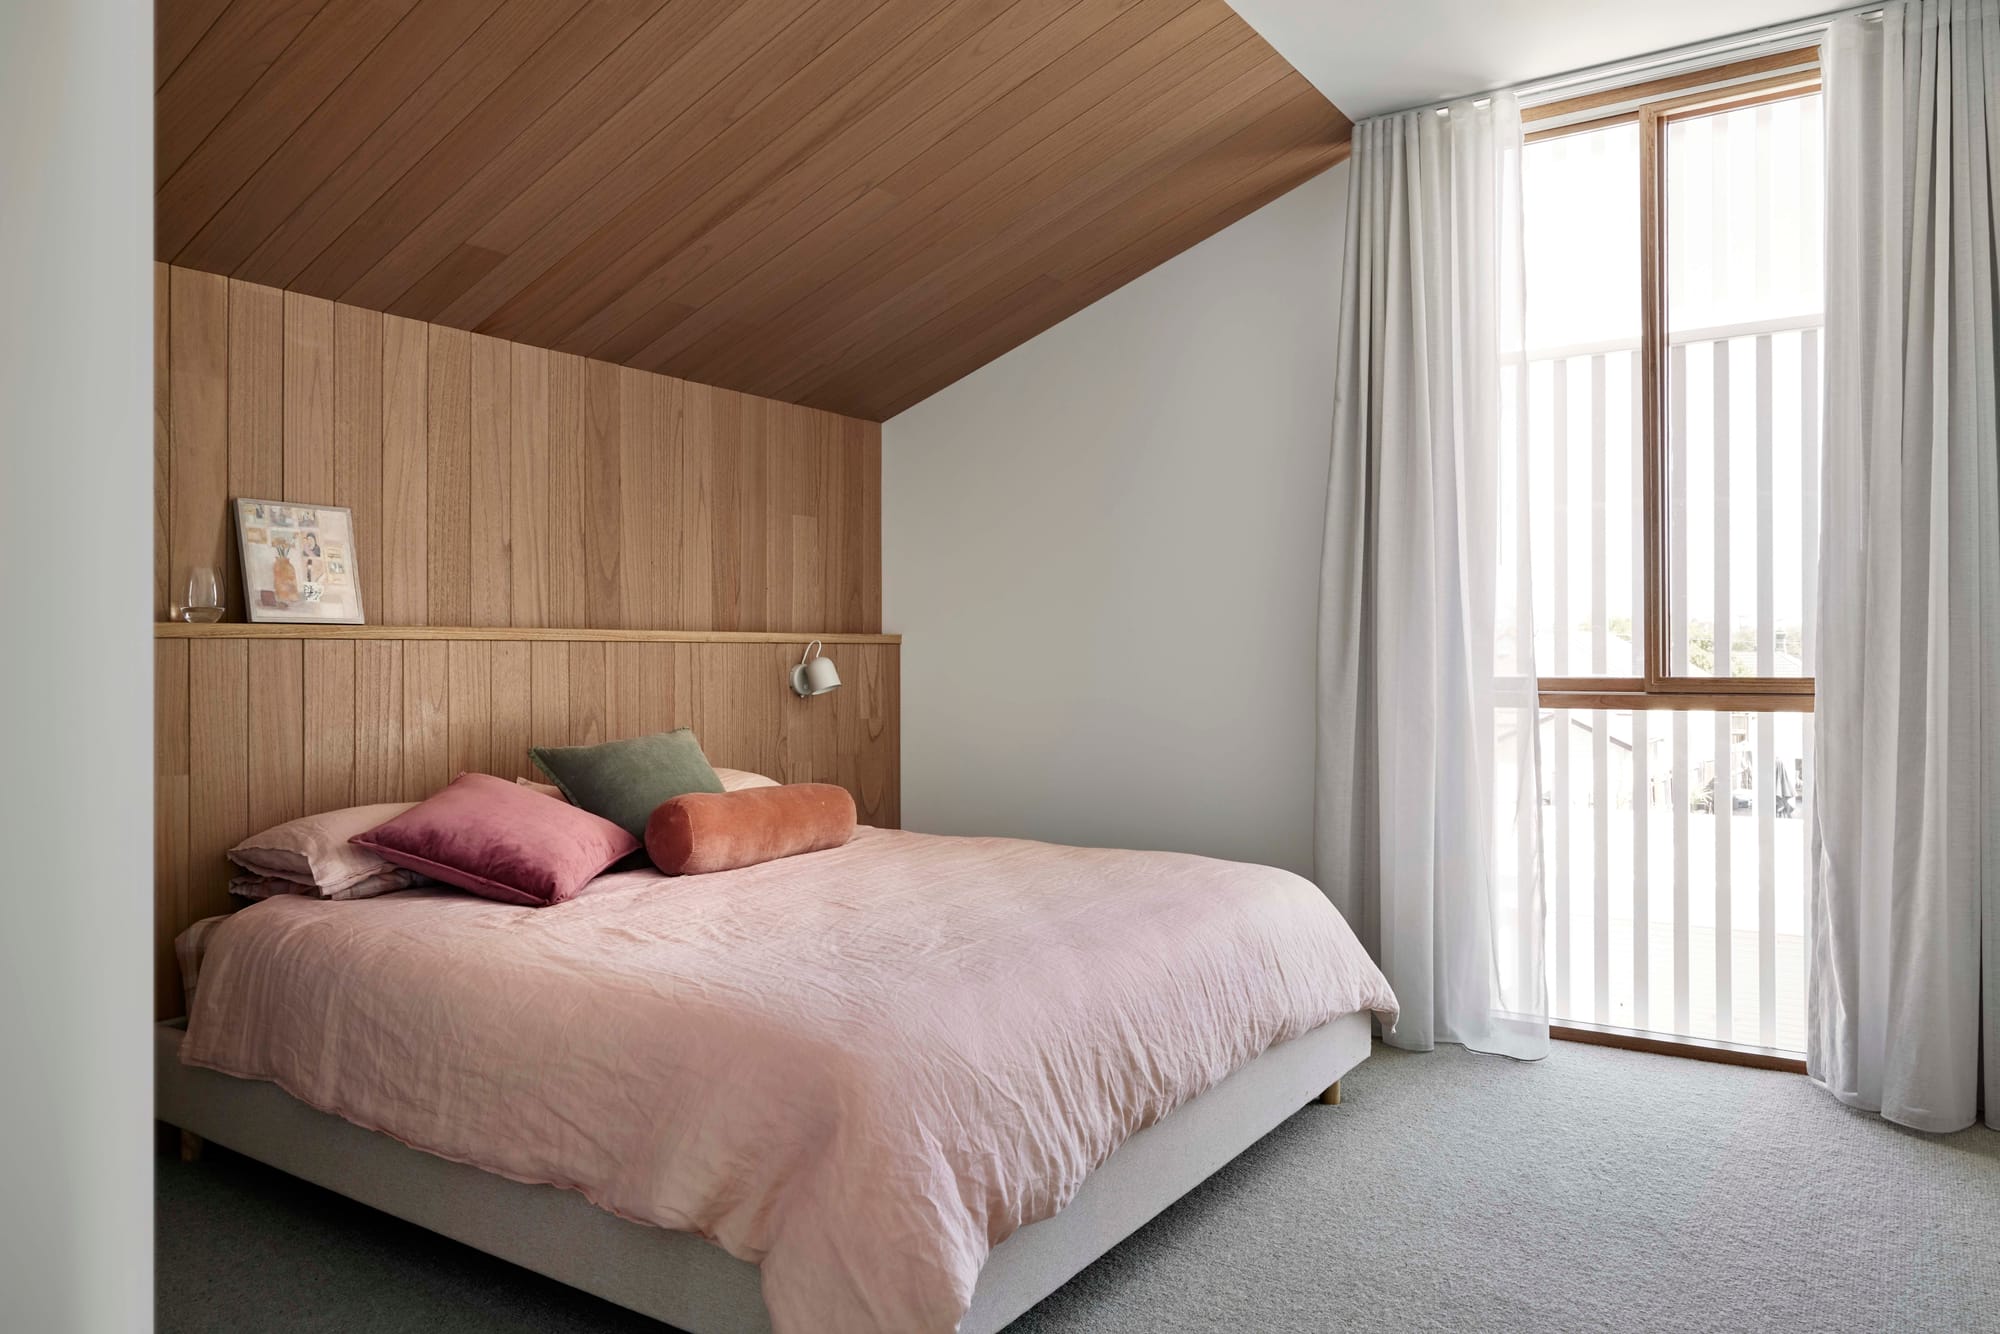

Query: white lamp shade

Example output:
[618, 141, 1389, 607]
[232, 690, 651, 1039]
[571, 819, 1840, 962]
[790, 647, 841, 697]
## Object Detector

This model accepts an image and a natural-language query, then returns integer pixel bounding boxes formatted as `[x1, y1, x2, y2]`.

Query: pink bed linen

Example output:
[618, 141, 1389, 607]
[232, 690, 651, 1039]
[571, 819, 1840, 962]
[182, 826, 1396, 1333]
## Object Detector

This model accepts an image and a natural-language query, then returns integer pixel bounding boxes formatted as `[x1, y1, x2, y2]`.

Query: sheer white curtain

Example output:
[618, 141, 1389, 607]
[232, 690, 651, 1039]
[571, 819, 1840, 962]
[1317, 96, 1547, 1059]
[1814, 0, 2000, 1132]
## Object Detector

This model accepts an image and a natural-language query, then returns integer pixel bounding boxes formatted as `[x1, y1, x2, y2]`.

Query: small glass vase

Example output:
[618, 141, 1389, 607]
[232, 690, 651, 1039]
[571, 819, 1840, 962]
[181, 567, 224, 624]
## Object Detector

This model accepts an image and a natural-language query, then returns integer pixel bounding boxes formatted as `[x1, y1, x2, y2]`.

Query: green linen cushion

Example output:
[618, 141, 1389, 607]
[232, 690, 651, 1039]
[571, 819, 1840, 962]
[529, 728, 726, 840]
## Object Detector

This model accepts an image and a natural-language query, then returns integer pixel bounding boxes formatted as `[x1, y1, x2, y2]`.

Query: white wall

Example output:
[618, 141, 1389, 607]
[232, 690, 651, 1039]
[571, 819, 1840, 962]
[884, 164, 1346, 876]
[0, 2, 155, 1328]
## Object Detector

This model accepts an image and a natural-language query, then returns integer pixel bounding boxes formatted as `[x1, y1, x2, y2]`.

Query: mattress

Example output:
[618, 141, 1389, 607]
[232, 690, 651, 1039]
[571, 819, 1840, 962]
[181, 826, 1396, 1334]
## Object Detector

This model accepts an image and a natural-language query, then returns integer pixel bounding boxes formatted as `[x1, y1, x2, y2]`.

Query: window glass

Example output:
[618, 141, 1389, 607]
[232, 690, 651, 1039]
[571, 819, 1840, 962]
[1665, 96, 1824, 678]
[1522, 124, 1643, 678]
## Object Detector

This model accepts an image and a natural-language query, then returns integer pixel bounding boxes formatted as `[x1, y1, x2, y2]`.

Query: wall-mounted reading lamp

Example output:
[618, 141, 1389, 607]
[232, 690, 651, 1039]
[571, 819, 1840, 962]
[790, 640, 841, 698]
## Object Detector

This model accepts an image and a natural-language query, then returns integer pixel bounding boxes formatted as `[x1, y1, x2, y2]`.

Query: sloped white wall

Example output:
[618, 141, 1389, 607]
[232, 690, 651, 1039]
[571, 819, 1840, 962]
[883, 164, 1347, 876]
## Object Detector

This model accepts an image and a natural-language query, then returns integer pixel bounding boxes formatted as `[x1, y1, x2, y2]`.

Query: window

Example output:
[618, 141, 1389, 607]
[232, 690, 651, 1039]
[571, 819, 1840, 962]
[1517, 54, 1822, 1060]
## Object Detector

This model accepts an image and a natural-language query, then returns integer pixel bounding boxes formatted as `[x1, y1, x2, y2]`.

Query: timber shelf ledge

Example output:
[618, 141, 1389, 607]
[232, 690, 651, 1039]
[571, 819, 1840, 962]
[155, 623, 901, 645]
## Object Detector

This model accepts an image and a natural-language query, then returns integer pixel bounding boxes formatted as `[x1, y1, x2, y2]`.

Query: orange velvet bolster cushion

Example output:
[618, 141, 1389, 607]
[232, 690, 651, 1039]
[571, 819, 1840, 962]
[645, 783, 857, 875]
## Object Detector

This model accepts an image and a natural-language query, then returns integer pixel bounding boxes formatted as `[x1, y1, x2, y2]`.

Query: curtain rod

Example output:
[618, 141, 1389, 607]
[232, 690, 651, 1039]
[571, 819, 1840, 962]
[1514, 3, 1882, 105]
[1378, 2, 1884, 120]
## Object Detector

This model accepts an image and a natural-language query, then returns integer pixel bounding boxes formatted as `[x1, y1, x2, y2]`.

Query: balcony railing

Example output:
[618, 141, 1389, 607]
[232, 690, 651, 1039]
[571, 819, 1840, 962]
[1510, 318, 1821, 1055]
[1539, 706, 1810, 1052]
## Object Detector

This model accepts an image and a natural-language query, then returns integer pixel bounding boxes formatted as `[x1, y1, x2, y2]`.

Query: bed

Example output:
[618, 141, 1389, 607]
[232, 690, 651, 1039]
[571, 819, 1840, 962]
[160, 824, 1396, 1333]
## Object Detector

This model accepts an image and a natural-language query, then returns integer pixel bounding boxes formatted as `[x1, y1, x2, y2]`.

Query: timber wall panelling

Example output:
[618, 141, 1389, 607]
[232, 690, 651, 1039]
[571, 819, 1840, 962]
[153, 631, 900, 1019]
[155, 258, 895, 1020]
[156, 263, 882, 634]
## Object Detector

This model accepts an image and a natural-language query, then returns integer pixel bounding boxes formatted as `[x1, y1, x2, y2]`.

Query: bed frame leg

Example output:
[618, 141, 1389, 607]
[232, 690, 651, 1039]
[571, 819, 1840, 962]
[179, 1130, 204, 1164]
[1317, 1080, 1342, 1107]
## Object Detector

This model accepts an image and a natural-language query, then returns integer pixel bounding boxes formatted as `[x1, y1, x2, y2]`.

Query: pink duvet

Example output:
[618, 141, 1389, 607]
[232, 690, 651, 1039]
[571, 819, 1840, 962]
[183, 826, 1396, 1333]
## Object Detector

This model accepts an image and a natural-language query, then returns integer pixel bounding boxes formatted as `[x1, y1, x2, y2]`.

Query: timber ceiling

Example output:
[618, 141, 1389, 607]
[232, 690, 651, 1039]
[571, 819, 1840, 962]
[158, 0, 1351, 420]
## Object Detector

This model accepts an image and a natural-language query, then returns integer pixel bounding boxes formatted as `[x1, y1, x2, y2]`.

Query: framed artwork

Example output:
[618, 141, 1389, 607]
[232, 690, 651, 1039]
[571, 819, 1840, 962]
[233, 498, 365, 624]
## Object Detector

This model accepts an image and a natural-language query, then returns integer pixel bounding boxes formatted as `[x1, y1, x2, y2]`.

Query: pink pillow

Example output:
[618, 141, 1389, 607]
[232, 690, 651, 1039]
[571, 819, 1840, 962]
[228, 801, 425, 899]
[352, 773, 639, 907]
[229, 870, 416, 902]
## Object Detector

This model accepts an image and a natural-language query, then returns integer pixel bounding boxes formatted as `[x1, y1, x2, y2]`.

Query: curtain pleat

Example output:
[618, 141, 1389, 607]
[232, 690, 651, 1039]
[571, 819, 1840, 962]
[1815, 0, 2000, 1132]
[1318, 97, 1547, 1059]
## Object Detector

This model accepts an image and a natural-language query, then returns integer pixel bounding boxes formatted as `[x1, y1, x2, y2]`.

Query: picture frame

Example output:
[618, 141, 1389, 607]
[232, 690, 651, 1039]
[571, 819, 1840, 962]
[233, 498, 366, 624]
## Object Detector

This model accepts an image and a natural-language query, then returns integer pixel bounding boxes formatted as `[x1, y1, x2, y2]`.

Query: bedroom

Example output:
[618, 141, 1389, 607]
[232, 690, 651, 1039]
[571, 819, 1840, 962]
[1, 0, 1995, 1331]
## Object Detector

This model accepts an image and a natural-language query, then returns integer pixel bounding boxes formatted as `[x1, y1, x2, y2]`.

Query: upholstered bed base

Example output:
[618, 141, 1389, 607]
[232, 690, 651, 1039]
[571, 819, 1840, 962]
[157, 1011, 1371, 1333]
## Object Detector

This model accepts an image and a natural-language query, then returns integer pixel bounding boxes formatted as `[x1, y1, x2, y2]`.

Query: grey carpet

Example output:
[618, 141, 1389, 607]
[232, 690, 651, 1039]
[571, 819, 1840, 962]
[157, 1043, 2000, 1334]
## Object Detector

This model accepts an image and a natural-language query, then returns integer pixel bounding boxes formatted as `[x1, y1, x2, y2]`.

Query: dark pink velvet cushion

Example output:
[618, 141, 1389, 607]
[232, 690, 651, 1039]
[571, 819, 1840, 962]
[351, 773, 639, 907]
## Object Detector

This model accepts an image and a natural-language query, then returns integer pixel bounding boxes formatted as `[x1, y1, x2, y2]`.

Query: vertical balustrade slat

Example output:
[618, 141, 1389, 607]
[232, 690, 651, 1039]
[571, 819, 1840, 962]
[1756, 335, 1775, 677]
[1671, 345, 1690, 672]
[1553, 360, 1570, 677]
[1515, 363, 1537, 1007]
[1632, 350, 1644, 674]
[1713, 341, 1732, 684]
[1591, 355, 1608, 674]
[1593, 710, 1610, 1022]
[1713, 340, 1734, 1041]
[1758, 710, 1778, 1046]
[1552, 359, 1571, 1021]
[1589, 355, 1609, 1020]
[1673, 710, 1691, 1034]
[1633, 708, 1650, 1030]
[1755, 334, 1777, 1047]
[1555, 706, 1572, 1020]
